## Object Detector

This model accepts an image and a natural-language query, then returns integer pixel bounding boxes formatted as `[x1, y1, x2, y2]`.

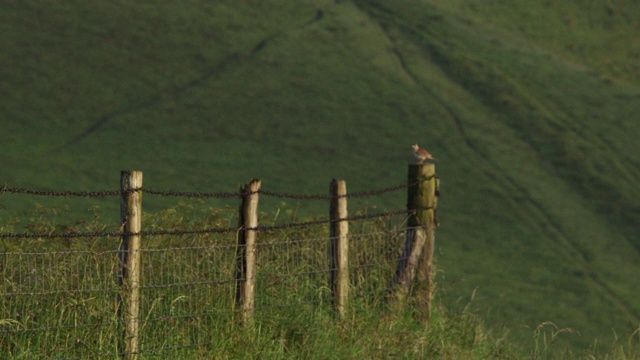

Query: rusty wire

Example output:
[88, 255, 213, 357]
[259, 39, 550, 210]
[142, 181, 424, 200]
[0, 186, 125, 197]
[143, 189, 240, 198]
[0, 207, 432, 240]
[0, 177, 439, 240]
[0, 177, 434, 200]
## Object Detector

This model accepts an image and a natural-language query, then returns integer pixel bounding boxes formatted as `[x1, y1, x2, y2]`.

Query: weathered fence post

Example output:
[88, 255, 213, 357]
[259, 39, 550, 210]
[393, 164, 438, 321]
[119, 171, 143, 360]
[414, 165, 438, 322]
[330, 179, 349, 317]
[236, 179, 261, 325]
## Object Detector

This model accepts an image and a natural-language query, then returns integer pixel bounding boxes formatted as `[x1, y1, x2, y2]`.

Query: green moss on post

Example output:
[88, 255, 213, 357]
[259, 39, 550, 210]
[407, 164, 437, 228]
[394, 164, 438, 322]
[413, 164, 438, 323]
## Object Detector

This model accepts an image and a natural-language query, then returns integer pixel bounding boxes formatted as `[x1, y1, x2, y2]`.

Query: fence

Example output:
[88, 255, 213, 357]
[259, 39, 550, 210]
[0, 165, 439, 359]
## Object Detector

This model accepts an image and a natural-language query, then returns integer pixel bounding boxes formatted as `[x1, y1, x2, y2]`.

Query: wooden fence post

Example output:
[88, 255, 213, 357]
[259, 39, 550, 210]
[393, 164, 438, 321]
[236, 179, 261, 325]
[414, 165, 438, 322]
[330, 179, 349, 317]
[119, 171, 143, 360]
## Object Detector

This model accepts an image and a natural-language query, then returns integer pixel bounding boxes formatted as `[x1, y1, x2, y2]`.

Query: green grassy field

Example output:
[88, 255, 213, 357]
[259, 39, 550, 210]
[2, 0, 640, 356]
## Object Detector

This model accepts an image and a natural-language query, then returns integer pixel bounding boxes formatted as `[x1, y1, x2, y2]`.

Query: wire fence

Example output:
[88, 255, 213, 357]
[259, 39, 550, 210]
[1, 180, 423, 199]
[0, 173, 438, 359]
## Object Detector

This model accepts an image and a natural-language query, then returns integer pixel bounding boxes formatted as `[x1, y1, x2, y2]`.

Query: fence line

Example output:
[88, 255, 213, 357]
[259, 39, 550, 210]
[1, 177, 434, 200]
[0, 208, 435, 240]
[0, 166, 439, 359]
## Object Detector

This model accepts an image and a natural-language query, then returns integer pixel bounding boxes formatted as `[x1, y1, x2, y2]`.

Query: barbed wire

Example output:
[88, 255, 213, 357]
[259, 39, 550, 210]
[344, 180, 428, 199]
[0, 207, 433, 240]
[0, 185, 125, 197]
[143, 189, 239, 198]
[0, 176, 436, 200]
[258, 180, 428, 200]
[141, 181, 426, 200]
[0, 230, 125, 239]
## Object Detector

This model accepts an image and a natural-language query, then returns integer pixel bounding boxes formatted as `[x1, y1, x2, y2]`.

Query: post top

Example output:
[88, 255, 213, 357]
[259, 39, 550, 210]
[408, 163, 436, 178]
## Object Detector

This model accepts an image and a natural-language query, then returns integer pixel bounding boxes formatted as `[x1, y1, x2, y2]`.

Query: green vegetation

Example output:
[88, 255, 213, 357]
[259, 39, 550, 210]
[1, 203, 520, 359]
[2, 0, 640, 357]
[2, 204, 639, 359]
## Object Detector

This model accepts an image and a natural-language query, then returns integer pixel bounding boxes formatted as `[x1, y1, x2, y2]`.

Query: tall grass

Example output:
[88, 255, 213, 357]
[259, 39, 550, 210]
[0, 202, 511, 359]
[2, 203, 639, 358]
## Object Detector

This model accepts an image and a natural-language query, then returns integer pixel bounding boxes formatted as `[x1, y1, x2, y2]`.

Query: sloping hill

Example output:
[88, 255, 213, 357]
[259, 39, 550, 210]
[349, 0, 640, 350]
[2, 0, 639, 353]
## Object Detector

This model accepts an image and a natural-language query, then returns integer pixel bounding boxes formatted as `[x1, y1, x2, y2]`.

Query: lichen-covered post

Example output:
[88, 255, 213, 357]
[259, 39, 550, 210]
[413, 165, 438, 322]
[393, 164, 437, 321]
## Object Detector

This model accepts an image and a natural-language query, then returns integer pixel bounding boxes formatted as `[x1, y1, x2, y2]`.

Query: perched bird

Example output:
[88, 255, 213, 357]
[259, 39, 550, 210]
[412, 143, 436, 164]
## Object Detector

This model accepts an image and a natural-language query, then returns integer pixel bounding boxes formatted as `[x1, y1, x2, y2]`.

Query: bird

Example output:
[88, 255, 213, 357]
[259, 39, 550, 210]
[412, 143, 436, 164]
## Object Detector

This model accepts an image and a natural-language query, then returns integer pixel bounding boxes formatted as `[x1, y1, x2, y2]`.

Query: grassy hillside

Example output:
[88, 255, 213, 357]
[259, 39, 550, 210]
[2, 0, 640, 355]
